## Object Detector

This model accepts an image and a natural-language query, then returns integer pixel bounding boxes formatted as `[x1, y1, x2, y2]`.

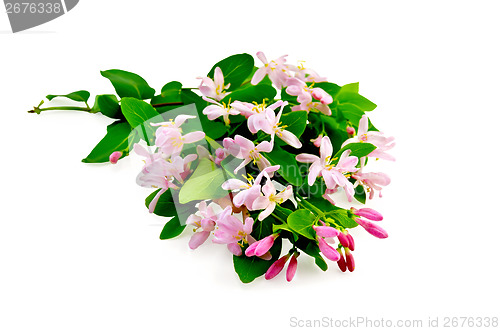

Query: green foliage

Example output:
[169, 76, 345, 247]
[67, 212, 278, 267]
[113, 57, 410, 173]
[92, 94, 121, 119]
[220, 84, 276, 104]
[208, 53, 254, 91]
[46, 90, 90, 103]
[263, 148, 302, 186]
[333, 142, 376, 160]
[178, 158, 228, 204]
[120, 97, 160, 127]
[280, 111, 308, 138]
[287, 209, 317, 240]
[101, 69, 155, 100]
[150, 81, 183, 110]
[82, 121, 134, 163]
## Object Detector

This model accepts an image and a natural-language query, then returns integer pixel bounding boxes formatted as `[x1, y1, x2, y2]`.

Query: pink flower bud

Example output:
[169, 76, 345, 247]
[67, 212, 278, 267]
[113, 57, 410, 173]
[215, 148, 226, 159]
[286, 252, 299, 282]
[347, 233, 355, 251]
[352, 208, 383, 221]
[338, 231, 350, 247]
[346, 127, 355, 135]
[355, 218, 389, 239]
[336, 249, 347, 272]
[313, 225, 340, 238]
[318, 237, 340, 261]
[311, 134, 323, 148]
[311, 88, 333, 104]
[345, 248, 355, 272]
[109, 151, 123, 164]
[265, 254, 290, 280]
[245, 234, 278, 257]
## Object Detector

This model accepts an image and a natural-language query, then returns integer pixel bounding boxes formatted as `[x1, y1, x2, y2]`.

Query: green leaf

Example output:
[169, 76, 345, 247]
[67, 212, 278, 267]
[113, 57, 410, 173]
[233, 218, 282, 283]
[287, 209, 317, 240]
[82, 121, 133, 163]
[280, 111, 307, 138]
[220, 84, 276, 104]
[329, 212, 358, 229]
[263, 148, 302, 186]
[178, 158, 228, 204]
[151, 81, 183, 108]
[181, 89, 227, 139]
[120, 97, 160, 128]
[92, 94, 121, 119]
[273, 223, 299, 241]
[46, 90, 90, 103]
[101, 69, 155, 100]
[208, 53, 254, 91]
[333, 142, 376, 161]
[145, 189, 187, 239]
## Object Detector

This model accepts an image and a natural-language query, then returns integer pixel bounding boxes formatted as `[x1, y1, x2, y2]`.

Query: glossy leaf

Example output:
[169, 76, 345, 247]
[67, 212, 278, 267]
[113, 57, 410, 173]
[280, 111, 307, 138]
[82, 121, 133, 163]
[263, 148, 302, 186]
[92, 94, 121, 119]
[46, 90, 90, 103]
[220, 84, 276, 104]
[120, 97, 160, 128]
[333, 142, 376, 161]
[101, 69, 155, 100]
[178, 158, 228, 204]
[208, 53, 254, 91]
[287, 209, 317, 240]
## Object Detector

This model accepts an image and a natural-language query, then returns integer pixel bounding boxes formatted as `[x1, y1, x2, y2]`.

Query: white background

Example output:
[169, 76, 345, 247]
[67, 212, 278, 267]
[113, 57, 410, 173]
[1, 1, 499, 330]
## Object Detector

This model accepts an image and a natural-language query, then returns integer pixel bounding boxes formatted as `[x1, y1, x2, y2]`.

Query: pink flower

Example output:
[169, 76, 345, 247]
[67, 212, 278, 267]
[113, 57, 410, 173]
[351, 207, 383, 221]
[153, 115, 206, 157]
[291, 101, 331, 115]
[221, 165, 279, 209]
[265, 254, 289, 280]
[337, 248, 347, 272]
[288, 63, 327, 83]
[261, 102, 302, 148]
[136, 154, 197, 213]
[109, 151, 123, 164]
[296, 136, 359, 202]
[355, 217, 388, 239]
[286, 252, 299, 282]
[245, 234, 278, 257]
[133, 144, 163, 166]
[313, 224, 340, 238]
[345, 248, 355, 272]
[311, 134, 323, 147]
[212, 206, 255, 256]
[198, 67, 230, 101]
[186, 201, 217, 249]
[351, 170, 391, 199]
[317, 236, 341, 261]
[286, 77, 333, 105]
[223, 135, 273, 173]
[346, 126, 356, 135]
[342, 115, 395, 161]
[202, 97, 240, 125]
[251, 52, 291, 89]
[252, 180, 293, 221]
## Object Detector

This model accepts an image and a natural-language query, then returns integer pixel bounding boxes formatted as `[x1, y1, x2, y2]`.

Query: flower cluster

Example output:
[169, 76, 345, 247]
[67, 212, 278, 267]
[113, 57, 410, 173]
[31, 51, 395, 283]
